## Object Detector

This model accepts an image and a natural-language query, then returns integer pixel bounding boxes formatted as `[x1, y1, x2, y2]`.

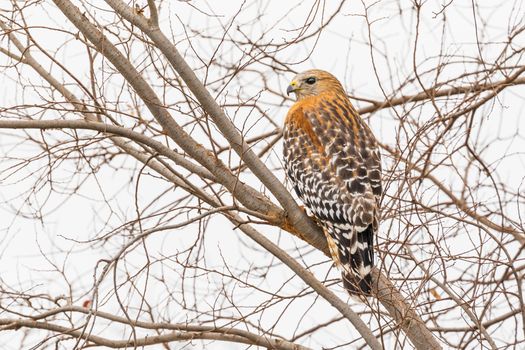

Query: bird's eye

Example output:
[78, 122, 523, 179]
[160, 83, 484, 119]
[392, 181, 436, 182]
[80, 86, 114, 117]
[305, 77, 316, 85]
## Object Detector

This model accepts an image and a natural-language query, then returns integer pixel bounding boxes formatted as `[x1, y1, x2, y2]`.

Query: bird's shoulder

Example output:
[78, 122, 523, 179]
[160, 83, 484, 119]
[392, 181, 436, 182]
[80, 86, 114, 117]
[284, 95, 321, 125]
[284, 96, 328, 152]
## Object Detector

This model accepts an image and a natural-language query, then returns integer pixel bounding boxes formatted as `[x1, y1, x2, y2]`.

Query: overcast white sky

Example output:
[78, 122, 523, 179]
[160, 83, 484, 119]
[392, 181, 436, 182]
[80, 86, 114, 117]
[1, 1, 524, 349]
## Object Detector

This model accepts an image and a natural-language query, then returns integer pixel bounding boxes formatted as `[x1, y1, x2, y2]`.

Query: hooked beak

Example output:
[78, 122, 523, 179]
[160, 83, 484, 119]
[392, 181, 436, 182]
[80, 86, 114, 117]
[287, 80, 298, 96]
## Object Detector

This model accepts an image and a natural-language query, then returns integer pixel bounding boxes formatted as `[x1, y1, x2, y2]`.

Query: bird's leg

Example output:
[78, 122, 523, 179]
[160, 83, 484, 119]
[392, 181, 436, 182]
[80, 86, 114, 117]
[298, 205, 322, 226]
[324, 230, 341, 268]
[280, 205, 321, 242]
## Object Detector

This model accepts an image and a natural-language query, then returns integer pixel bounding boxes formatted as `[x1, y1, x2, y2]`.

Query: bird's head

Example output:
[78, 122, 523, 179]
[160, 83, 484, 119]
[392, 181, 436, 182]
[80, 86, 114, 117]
[286, 69, 346, 101]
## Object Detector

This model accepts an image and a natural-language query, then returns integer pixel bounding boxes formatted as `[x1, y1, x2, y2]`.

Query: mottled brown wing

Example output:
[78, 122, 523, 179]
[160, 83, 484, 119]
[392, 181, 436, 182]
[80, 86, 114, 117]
[283, 96, 381, 294]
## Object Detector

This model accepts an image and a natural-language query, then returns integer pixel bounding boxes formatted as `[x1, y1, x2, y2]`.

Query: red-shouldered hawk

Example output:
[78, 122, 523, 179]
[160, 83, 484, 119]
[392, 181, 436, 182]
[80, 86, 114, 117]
[283, 69, 382, 295]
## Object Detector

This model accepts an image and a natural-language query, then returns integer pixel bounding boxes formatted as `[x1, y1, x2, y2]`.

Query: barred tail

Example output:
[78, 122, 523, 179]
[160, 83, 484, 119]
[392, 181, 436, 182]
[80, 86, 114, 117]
[342, 224, 374, 295]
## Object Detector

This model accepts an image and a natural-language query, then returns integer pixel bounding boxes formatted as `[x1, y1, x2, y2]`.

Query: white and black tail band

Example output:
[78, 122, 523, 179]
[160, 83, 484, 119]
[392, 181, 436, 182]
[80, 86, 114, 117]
[341, 224, 374, 295]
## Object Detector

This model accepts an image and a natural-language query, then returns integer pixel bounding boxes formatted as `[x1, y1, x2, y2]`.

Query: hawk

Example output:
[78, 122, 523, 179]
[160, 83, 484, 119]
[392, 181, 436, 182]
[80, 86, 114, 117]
[283, 69, 382, 294]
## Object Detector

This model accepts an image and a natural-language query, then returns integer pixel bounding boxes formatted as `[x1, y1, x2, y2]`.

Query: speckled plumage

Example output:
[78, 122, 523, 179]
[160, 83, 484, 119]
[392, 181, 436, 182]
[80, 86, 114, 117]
[283, 69, 382, 294]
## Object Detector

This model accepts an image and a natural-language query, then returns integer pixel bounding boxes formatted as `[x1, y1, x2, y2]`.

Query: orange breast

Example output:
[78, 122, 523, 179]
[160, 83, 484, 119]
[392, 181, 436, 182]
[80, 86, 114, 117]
[285, 97, 325, 155]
